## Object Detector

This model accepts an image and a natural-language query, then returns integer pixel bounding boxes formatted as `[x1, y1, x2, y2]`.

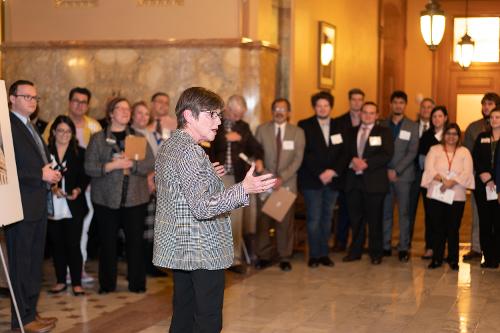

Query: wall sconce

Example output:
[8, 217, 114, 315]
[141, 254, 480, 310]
[318, 21, 336, 89]
[420, 0, 446, 50]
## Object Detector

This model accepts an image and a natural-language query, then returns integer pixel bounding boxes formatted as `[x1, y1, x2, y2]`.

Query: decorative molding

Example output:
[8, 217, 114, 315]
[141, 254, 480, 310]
[137, 0, 184, 6]
[54, 0, 98, 8]
[1, 39, 280, 51]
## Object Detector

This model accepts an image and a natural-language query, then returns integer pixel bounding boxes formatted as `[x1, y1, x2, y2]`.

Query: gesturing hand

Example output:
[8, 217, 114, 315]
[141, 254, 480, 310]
[42, 164, 62, 184]
[242, 163, 276, 194]
[212, 162, 226, 178]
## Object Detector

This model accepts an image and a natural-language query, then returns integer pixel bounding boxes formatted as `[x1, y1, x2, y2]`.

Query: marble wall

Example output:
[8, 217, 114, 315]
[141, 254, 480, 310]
[1, 40, 278, 130]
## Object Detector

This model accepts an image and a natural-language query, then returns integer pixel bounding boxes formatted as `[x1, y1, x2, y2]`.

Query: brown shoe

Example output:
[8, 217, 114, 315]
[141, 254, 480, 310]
[36, 313, 58, 325]
[13, 319, 55, 333]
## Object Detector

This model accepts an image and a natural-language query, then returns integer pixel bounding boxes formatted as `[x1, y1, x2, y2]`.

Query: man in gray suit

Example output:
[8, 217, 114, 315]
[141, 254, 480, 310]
[254, 98, 305, 271]
[381, 91, 419, 262]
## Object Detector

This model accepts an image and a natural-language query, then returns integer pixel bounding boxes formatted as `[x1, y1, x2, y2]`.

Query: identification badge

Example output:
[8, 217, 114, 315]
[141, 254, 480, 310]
[330, 134, 343, 145]
[486, 186, 498, 201]
[283, 140, 294, 150]
[369, 136, 382, 146]
[399, 130, 411, 141]
[481, 137, 491, 144]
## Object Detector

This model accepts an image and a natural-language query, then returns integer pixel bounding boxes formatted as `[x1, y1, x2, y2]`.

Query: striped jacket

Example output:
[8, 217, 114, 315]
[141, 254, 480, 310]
[153, 130, 249, 270]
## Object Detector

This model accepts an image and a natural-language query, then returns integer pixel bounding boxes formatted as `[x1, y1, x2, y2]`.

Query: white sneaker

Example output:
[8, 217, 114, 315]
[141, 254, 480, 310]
[81, 271, 94, 284]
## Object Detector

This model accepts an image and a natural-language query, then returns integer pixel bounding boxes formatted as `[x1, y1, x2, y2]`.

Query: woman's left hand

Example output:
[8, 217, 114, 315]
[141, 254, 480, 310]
[212, 162, 226, 178]
[66, 188, 81, 201]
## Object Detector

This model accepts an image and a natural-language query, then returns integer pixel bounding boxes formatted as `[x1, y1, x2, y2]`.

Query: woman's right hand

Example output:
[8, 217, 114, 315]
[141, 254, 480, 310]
[242, 163, 276, 194]
[105, 155, 133, 172]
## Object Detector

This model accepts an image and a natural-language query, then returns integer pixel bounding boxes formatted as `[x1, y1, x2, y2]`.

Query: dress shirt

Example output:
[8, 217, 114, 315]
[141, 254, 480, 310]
[419, 119, 430, 138]
[317, 117, 330, 146]
[357, 123, 375, 154]
[349, 111, 360, 127]
[421, 145, 475, 201]
[274, 122, 286, 142]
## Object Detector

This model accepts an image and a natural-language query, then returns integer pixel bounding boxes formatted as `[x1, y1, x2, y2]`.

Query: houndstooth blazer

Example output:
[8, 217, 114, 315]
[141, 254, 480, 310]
[153, 130, 249, 270]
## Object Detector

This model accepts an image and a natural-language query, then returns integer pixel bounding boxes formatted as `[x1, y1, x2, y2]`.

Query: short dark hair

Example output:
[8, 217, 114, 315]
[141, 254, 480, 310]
[429, 105, 448, 131]
[106, 97, 130, 122]
[151, 92, 169, 102]
[481, 92, 500, 107]
[271, 98, 291, 112]
[175, 87, 224, 129]
[311, 91, 334, 108]
[442, 123, 462, 146]
[68, 87, 91, 102]
[348, 88, 365, 99]
[490, 106, 500, 115]
[9, 80, 34, 97]
[362, 101, 378, 112]
[390, 90, 408, 103]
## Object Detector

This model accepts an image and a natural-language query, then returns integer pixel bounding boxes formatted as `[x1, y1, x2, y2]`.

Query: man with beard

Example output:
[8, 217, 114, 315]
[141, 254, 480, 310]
[298, 91, 345, 268]
[380, 91, 419, 262]
[254, 98, 305, 271]
[462, 92, 500, 261]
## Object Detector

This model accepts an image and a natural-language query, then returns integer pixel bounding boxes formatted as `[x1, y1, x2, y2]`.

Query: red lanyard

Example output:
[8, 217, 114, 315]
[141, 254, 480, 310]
[443, 145, 456, 172]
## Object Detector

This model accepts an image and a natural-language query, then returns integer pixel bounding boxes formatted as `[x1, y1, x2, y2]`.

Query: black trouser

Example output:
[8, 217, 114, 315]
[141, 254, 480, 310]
[474, 184, 500, 265]
[346, 179, 385, 259]
[170, 269, 225, 333]
[4, 216, 47, 328]
[93, 203, 147, 292]
[408, 167, 422, 245]
[335, 190, 351, 247]
[428, 199, 465, 264]
[47, 217, 83, 286]
[421, 189, 434, 250]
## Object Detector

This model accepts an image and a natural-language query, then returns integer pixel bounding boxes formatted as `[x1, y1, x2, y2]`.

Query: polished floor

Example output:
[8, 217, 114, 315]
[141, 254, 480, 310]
[1, 199, 499, 333]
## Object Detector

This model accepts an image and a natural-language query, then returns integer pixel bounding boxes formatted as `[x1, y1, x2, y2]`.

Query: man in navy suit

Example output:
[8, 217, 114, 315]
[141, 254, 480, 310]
[6, 80, 61, 332]
[342, 102, 394, 264]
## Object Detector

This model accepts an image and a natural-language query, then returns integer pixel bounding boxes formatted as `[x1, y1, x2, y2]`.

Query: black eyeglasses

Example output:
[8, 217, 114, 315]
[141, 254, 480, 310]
[201, 110, 222, 120]
[15, 94, 41, 102]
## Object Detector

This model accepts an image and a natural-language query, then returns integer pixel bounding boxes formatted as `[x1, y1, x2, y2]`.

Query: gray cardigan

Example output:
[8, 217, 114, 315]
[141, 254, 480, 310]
[153, 130, 249, 270]
[84, 127, 154, 209]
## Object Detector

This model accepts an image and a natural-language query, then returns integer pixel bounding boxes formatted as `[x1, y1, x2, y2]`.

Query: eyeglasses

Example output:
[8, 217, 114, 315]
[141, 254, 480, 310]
[201, 110, 222, 120]
[15, 94, 41, 102]
[71, 99, 89, 106]
[55, 129, 73, 135]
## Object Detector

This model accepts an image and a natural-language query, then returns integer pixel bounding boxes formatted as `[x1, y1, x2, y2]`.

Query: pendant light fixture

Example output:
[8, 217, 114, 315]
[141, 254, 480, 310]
[457, 0, 475, 69]
[420, 0, 446, 50]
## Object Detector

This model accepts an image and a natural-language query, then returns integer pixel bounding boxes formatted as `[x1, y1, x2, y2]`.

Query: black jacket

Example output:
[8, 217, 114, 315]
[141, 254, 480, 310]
[472, 131, 498, 191]
[297, 116, 347, 190]
[209, 120, 264, 183]
[344, 124, 394, 194]
[9, 112, 50, 221]
[49, 145, 90, 218]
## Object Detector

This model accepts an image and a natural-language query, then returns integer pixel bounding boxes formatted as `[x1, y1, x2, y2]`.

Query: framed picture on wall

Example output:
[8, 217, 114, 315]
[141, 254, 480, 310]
[318, 21, 336, 89]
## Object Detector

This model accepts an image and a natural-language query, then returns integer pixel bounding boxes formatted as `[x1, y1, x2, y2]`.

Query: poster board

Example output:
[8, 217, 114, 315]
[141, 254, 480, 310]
[0, 80, 24, 226]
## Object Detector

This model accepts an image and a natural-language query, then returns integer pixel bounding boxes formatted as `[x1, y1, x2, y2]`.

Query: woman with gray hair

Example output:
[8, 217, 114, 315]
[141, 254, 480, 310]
[153, 87, 275, 333]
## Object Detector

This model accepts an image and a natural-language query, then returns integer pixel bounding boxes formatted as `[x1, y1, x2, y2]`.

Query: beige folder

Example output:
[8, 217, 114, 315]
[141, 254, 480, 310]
[261, 187, 297, 223]
[124, 135, 147, 161]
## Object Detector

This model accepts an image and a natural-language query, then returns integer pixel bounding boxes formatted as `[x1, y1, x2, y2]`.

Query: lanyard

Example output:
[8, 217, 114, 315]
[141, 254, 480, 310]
[443, 145, 456, 172]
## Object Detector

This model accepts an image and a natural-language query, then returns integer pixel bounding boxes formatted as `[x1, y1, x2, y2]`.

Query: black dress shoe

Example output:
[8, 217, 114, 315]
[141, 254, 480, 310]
[398, 251, 409, 262]
[319, 256, 335, 267]
[342, 255, 361, 262]
[462, 251, 482, 261]
[428, 260, 442, 269]
[421, 254, 433, 260]
[48, 284, 67, 294]
[481, 261, 499, 269]
[449, 262, 459, 271]
[228, 264, 247, 274]
[383, 249, 392, 257]
[255, 259, 272, 270]
[279, 261, 292, 271]
[308, 258, 319, 268]
[371, 257, 382, 265]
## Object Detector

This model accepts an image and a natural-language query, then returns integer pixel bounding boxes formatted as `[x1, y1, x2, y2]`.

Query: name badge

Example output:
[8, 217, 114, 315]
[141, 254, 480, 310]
[481, 137, 491, 144]
[330, 134, 343, 145]
[369, 136, 382, 146]
[283, 140, 294, 150]
[399, 130, 411, 141]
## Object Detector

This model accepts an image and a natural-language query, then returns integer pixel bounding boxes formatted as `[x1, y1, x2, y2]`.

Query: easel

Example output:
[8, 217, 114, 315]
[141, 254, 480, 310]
[0, 232, 25, 333]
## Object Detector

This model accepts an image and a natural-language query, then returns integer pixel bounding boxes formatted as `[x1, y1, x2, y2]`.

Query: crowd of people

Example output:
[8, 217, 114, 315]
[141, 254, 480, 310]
[4, 78, 500, 332]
